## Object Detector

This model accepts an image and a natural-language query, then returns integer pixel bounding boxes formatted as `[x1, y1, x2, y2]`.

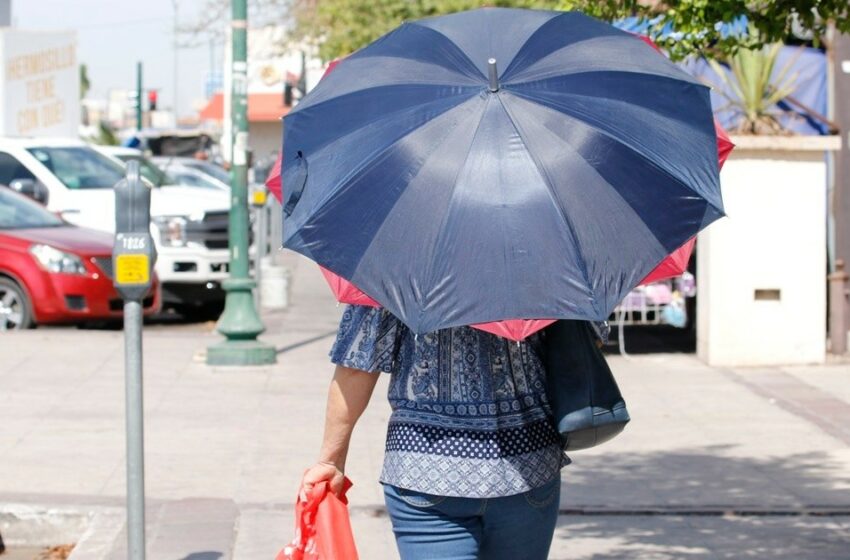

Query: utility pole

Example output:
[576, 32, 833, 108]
[172, 0, 179, 119]
[207, 0, 276, 366]
[831, 31, 850, 351]
[135, 61, 143, 130]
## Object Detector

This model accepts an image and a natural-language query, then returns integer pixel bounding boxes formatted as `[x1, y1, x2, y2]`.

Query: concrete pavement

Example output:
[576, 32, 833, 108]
[1, 253, 849, 559]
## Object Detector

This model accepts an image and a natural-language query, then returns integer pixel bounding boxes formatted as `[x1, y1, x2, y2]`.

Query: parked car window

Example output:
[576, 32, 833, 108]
[167, 170, 221, 190]
[114, 154, 168, 187]
[0, 188, 63, 229]
[184, 161, 230, 184]
[0, 152, 36, 186]
[26, 146, 124, 189]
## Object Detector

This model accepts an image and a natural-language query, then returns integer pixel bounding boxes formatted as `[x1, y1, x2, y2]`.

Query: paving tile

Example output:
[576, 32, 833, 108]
[3, 255, 850, 558]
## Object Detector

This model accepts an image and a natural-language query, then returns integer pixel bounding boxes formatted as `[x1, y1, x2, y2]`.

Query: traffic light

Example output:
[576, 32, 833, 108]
[148, 90, 158, 111]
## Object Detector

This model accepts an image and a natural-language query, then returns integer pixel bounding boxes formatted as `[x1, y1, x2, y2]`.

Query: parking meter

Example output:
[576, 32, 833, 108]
[112, 160, 153, 560]
[113, 161, 156, 301]
[250, 184, 268, 208]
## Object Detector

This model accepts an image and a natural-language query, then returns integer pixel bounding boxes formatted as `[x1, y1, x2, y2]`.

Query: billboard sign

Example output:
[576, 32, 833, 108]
[0, 30, 79, 137]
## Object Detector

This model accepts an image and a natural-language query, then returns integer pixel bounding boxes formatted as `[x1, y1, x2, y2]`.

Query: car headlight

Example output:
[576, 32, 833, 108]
[153, 216, 188, 247]
[29, 244, 87, 275]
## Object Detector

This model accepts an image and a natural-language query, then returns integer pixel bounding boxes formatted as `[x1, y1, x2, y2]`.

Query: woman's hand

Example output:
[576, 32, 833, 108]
[301, 461, 346, 499]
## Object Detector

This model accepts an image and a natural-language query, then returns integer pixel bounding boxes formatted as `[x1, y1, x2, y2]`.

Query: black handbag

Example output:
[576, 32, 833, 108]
[543, 320, 630, 451]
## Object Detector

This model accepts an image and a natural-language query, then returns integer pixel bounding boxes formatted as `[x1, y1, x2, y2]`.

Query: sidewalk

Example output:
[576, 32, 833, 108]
[1, 254, 849, 559]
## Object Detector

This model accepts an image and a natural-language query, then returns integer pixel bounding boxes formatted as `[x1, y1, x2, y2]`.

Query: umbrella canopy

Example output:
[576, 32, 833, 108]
[639, 121, 733, 285]
[272, 116, 732, 341]
[281, 8, 725, 334]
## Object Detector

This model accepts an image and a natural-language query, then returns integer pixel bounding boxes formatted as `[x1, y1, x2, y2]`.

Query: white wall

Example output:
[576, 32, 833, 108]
[698, 147, 829, 366]
[249, 121, 281, 162]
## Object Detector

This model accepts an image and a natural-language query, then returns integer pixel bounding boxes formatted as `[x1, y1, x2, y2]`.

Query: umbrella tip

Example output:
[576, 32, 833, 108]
[488, 58, 499, 92]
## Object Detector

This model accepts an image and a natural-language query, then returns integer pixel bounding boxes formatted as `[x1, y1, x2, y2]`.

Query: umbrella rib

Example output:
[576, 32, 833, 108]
[286, 83, 479, 122]
[494, 94, 601, 318]
[503, 38, 702, 87]
[507, 87, 723, 215]
[286, 86, 478, 161]
[505, 67, 705, 93]
[350, 96, 487, 309]
[499, 12, 569, 82]
[509, 80, 712, 141]
[416, 96, 492, 315]
[409, 21, 487, 80]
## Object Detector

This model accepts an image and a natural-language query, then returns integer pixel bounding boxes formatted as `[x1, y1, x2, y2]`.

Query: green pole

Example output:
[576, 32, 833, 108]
[135, 61, 142, 131]
[207, 0, 276, 366]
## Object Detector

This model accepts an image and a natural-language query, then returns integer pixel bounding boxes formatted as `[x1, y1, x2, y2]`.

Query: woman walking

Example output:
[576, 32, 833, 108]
[301, 305, 569, 560]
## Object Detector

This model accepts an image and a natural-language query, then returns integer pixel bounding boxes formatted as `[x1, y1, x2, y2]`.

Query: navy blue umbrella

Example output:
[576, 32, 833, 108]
[281, 7, 724, 334]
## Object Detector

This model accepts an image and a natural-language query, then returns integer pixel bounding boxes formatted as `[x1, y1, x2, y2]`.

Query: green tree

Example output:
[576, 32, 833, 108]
[80, 64, 90, 99]
[292, 0, 850, 61]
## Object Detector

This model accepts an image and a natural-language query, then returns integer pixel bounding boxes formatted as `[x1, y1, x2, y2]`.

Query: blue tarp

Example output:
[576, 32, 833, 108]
[615, 18, 829, 135]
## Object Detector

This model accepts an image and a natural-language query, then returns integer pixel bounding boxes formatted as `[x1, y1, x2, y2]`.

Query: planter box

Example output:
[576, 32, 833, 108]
[697, 135, 841, 366]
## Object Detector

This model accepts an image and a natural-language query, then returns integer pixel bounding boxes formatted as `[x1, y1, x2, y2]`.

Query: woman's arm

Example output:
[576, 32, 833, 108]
[301, 364, 381, 496]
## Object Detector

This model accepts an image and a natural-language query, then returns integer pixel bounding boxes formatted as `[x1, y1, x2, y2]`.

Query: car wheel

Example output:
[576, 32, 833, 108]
[0, 277, 34, 330]
[173, 302, 224, 322]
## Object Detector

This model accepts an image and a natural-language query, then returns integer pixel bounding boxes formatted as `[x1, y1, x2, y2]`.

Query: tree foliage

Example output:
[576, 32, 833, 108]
[707, 43, 801, 134]
[79, 64, 90, 100]
[291, 0, 850, 61]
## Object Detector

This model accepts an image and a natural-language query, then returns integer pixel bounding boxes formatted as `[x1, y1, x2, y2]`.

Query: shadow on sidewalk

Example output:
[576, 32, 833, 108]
[553, 447, 850, 558]
[564, 446, 850, 510]
[276, 330, 338, 354]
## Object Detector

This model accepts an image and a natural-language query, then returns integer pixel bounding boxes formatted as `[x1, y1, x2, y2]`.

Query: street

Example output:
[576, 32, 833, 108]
[2, 253, 849, 559]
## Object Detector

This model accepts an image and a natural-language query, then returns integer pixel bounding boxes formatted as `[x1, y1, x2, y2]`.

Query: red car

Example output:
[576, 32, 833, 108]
[0, 188, 159, 329]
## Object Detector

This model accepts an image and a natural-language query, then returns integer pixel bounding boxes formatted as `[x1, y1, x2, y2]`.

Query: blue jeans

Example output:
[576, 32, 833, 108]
[383, 478, 560, 560]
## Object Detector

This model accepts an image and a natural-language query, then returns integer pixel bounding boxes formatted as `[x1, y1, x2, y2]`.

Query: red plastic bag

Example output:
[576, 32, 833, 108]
[277, 478, 359, 560]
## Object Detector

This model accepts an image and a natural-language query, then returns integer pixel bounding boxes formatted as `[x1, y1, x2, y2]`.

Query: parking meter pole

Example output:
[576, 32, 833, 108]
[257, 206, 269, 309]
[124, 298, 146, 560]
[253, 206, 266, 310]
[251, 189, 268, 311]
[113, 161, 155, 560]
[207, 0, 276, 366]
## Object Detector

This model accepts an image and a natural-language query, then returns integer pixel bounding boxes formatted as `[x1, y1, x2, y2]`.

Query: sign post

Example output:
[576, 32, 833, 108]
[112, 161, 156, 560]
[136, 62, 143, 131]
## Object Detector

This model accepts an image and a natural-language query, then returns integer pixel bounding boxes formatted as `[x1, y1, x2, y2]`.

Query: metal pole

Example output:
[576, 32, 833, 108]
[172, 0, 179, 119]
[207, 0, 275, 365]
[255, 204, 267, 309]
[136, 62, 143, 131]
[124, 299, 146, 560]
[829, 259, 850, 354]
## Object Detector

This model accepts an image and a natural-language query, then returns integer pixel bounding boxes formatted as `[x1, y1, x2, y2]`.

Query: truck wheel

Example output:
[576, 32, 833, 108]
[174, 302, 224, 322]
[0, 277, 34, 330]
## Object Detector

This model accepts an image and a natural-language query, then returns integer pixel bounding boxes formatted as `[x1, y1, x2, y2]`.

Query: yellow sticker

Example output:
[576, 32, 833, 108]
[252, 190, 267, 206]
[115, 254, 150, 285]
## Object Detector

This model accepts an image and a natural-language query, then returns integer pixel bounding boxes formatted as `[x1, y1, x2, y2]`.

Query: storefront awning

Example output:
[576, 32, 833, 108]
[199, 93, 291, 123]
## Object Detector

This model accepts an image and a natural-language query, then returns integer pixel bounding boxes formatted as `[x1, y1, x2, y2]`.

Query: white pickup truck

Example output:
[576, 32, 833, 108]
[0, 137, 232, 318]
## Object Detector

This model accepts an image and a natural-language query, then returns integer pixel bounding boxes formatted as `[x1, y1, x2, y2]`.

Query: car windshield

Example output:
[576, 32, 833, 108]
[0, 188, 64, 229]
[26, 146, 125, 190]
[185, 161, 230, 184]
[116, 154, 168, 187]
[167, 170, 223, 190]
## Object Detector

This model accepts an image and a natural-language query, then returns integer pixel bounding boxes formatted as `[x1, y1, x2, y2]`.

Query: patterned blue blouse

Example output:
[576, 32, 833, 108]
[329, 305, 568, 498]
